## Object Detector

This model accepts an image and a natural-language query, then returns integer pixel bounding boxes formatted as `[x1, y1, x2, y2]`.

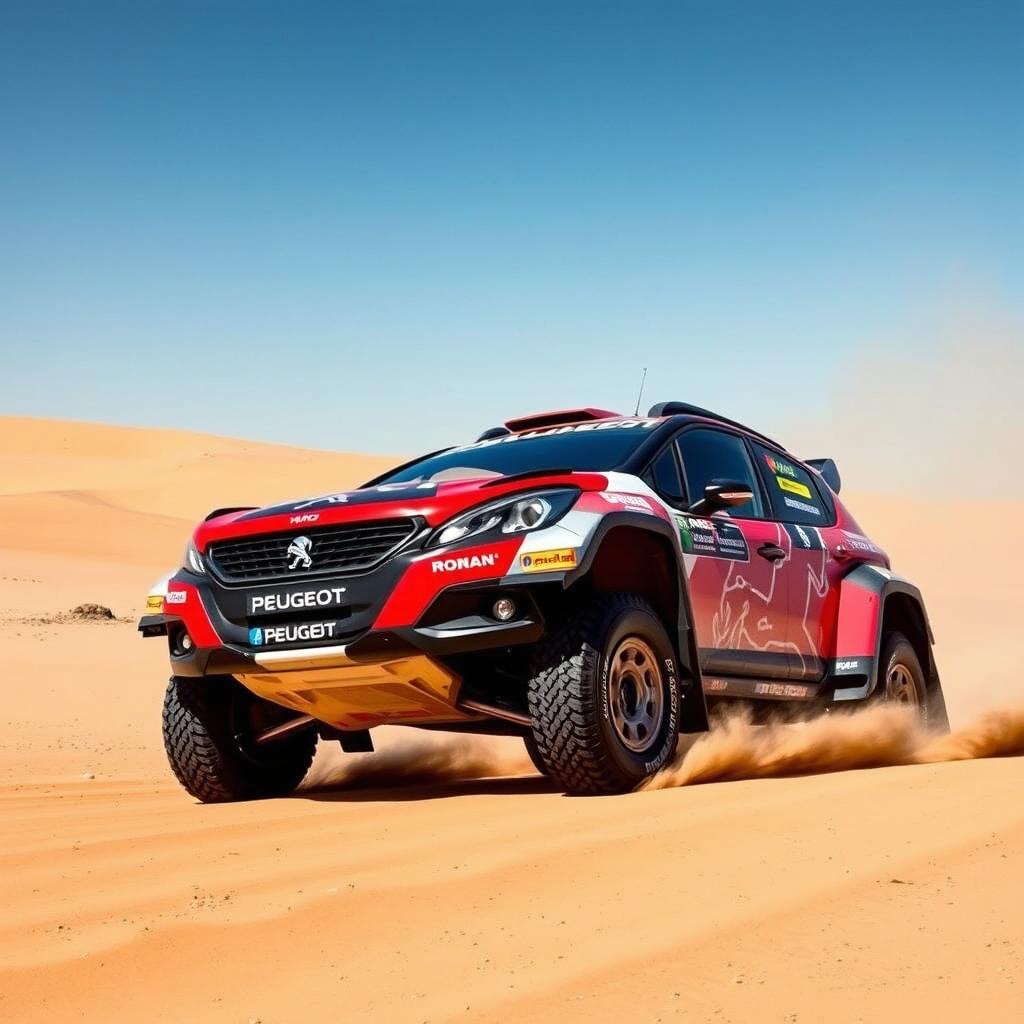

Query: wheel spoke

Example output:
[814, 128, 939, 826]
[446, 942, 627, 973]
[605, 636, 665, 754]
[886, 663, 919, 708]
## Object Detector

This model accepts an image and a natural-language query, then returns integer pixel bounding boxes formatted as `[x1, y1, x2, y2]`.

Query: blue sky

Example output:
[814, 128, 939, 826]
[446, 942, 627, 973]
[1, 1, 1021, 455]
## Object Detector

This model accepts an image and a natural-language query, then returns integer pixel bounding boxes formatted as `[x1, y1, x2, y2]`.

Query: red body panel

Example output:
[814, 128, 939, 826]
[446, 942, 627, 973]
[682, 488, 891, 673]
[373, 538, 524, 628]
[833, 575, 883, 659]
[812, 497, 888, 660]
[684, 518, 791, 659]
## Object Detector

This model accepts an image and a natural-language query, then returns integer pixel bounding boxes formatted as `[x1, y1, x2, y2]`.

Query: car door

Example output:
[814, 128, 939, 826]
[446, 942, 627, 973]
[670, 427, 793, 681]
[749, 442, 837, 682]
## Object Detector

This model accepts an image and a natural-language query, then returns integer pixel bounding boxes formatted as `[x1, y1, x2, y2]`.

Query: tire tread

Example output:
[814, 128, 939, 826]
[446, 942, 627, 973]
[527, 593, 668, 795]
[162, 677, 315, 803]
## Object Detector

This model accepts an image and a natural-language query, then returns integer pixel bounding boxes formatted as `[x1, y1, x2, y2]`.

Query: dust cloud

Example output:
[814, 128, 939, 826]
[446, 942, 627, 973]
[302, 731, 534, 791]
[782, 308, 1024, 499]
[644, 703, 1024, 790]
[299, 702, 1024, 796]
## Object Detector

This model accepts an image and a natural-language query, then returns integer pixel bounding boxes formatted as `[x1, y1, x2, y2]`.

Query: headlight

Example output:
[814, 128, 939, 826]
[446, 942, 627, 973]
[429, 488, 578, 548]
[182, 539, 206, 575]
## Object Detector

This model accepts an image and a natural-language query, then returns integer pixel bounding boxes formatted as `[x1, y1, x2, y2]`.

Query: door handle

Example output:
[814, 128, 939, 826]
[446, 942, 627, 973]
[758, 543, 786, 562]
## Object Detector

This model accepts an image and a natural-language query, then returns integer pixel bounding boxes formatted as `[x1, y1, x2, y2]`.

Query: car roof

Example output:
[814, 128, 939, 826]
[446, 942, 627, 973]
[482, 403, 788, 454]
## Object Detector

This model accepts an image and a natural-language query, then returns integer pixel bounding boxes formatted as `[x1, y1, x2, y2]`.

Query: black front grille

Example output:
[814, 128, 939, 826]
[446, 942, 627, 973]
[206, 518, 419, 583]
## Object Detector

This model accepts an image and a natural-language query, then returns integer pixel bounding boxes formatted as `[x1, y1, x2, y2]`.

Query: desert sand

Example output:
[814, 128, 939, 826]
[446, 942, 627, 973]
[1, 415, 1023, 1023]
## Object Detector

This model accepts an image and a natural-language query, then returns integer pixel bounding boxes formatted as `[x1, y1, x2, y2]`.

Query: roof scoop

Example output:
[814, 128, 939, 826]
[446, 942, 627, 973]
[503, 408, 622, 432]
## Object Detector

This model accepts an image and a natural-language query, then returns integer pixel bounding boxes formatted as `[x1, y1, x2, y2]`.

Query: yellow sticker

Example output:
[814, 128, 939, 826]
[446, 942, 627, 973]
[776, 476, 812, 499]
[146, 594, 164, 612]
[520, 548, 578, 573]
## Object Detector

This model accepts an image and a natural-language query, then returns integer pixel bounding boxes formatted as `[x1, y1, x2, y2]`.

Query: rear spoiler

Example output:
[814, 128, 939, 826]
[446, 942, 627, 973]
[806, 458, 841, 494]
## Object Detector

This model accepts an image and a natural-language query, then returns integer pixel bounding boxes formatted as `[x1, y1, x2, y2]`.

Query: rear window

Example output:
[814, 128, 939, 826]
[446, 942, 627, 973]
[752, 443, 831, 524]
[377, 419, 660, 484]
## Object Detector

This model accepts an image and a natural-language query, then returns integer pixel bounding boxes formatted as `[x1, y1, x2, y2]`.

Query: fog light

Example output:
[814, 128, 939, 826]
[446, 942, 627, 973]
[180, 632, 194, 652]
[492, 597, 516, 622]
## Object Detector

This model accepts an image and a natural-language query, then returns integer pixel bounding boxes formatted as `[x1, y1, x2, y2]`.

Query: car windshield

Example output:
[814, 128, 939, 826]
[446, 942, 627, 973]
[376, 419, 660, 484]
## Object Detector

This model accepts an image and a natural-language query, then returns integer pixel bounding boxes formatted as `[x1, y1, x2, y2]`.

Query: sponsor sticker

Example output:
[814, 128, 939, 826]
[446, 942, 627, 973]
[674, 515, 750, 561]
[841, 531, 881, 554]
[249, 621, 338, 646]
[520, 548, 578, 573]
[754, 682, 811, 699]
[431, 552, 500, 574]
[602, 492, 654, 512]
[776, 476, 813, 500]
[765, 454, 798, 478]
[247, 586, 347, 615]
[165, 590, 187, 605]
[835, 659, 863, 672]
[783, 496, 821, 517]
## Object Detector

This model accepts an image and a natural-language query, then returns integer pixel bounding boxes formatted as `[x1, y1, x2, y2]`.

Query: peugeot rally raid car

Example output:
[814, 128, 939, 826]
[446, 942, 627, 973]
[140, 402, 948, 801]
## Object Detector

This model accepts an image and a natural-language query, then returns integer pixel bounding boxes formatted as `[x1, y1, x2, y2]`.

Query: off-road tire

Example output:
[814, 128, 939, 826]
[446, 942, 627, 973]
[876, 632, 929, 724]
[522, 732, 548, 776]
[527, 593, 680, 794]
[163, 676, 317, 802]
[876, 630, 951, 732]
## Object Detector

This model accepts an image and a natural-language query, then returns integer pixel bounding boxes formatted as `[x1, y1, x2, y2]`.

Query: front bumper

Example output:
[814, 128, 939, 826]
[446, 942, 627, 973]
[140, 546, 553, 728]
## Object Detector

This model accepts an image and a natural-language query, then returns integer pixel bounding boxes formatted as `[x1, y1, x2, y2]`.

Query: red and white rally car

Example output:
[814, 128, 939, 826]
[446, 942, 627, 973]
[140, 403, 948, 801]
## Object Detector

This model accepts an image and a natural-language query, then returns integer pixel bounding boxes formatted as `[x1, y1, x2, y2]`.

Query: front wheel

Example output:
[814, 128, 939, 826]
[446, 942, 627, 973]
[526, 594, 680, 794]
[522, 732, 548, 777]
[162, 676, 317, 802]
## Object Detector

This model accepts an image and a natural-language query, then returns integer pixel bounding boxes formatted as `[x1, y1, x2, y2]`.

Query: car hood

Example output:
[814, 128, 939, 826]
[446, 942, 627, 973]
[193, 471, 610, 550]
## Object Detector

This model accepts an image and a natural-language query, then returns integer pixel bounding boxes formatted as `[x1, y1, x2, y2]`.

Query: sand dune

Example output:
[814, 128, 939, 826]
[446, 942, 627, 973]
[1, 417, 1023, 1023]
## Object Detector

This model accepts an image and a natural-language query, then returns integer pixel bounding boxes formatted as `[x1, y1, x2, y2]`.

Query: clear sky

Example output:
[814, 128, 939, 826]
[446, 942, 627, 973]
[2, 1, 1021, 455]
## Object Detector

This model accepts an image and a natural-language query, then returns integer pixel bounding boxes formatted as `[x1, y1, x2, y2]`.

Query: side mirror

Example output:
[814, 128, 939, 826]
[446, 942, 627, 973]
[688, 479, 753, 515]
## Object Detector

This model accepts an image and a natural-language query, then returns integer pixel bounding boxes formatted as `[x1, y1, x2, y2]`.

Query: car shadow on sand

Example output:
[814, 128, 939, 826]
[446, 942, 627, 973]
[295, 773, 555, 804]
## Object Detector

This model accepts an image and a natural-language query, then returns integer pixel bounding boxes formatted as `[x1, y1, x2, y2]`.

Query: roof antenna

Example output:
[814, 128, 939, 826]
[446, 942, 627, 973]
[633, 366, 648, 416]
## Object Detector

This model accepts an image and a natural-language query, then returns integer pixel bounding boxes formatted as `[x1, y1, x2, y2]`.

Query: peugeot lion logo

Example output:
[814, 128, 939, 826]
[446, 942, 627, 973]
[287, 535, 313, 570]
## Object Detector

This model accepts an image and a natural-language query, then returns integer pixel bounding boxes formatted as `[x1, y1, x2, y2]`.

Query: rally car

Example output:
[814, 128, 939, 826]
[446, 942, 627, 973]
[140, 402, 948, 801]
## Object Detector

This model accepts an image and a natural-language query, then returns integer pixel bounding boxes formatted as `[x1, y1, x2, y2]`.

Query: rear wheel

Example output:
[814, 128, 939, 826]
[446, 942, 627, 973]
[877, 632, 928, 722]
[526, 594, 680, 794]
[162, 676, 317, 802]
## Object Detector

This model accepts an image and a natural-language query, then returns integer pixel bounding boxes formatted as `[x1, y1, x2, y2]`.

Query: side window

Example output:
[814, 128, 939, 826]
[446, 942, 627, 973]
[675, 428, 764, 518]
[642, 445, 686, 507]
[751, 443, 829, 524]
